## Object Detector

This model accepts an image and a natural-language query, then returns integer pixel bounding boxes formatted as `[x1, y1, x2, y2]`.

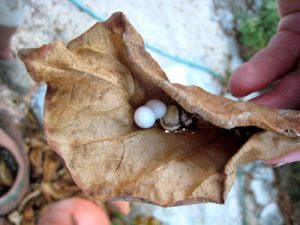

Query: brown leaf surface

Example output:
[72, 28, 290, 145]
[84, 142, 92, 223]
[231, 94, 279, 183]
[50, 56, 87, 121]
[18, 12, 300, 207]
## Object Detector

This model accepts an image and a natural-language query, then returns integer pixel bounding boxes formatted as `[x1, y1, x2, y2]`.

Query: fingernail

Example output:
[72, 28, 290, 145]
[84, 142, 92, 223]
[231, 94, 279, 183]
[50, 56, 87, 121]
[265, 162, 286, 168]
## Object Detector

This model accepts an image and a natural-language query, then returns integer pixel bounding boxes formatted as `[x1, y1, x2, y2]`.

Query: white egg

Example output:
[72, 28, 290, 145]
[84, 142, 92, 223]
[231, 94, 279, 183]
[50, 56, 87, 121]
[145, 99, 167, 119]
[134, 106, 156, 128]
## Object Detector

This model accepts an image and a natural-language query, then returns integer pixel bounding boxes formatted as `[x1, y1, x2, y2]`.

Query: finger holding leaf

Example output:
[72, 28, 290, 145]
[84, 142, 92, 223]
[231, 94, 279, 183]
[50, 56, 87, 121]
[19, 12, 300, 207]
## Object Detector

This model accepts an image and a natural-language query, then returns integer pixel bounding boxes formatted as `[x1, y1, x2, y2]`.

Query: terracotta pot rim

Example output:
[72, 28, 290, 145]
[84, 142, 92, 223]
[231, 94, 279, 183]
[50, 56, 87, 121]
[0, 110, 29, 215]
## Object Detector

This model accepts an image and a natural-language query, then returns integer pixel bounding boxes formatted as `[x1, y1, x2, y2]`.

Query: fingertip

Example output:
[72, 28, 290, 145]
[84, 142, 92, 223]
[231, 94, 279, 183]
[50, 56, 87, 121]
[110, 201, 130, 215]
[37, 197, 111, 225]
[229, 63, 259, 97]
[263, 149, 300, 167]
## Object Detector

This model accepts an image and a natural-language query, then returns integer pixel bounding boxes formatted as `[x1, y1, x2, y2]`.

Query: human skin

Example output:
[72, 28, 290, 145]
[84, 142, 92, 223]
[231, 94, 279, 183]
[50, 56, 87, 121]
[37, 197, 111, 225]
[37, 198, 130, 225]
[229, 0, 300, 166]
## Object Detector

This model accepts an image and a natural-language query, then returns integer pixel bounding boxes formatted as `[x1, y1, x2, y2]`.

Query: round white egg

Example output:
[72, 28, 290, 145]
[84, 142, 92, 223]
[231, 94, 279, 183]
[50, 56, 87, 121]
[145, 99, 167, 119]
[134, 106, 156, 128]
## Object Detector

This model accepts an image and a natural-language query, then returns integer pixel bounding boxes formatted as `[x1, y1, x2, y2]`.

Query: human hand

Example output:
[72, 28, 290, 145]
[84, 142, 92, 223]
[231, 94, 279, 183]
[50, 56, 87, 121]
[229, 0, 300, 166]
[37, 198, 129, 225]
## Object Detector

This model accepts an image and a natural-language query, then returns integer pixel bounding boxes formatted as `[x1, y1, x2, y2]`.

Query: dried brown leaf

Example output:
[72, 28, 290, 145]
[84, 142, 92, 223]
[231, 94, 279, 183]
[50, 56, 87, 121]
[21, 207, 34, 225]
[29, 148, 43, 178]
[19, 12, 300, 206]
[42, 151, 62, 183]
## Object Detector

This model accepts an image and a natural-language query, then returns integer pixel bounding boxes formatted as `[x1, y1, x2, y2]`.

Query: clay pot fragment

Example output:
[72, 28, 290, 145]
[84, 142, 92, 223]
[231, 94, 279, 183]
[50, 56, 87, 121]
[18, 12, 300, 207]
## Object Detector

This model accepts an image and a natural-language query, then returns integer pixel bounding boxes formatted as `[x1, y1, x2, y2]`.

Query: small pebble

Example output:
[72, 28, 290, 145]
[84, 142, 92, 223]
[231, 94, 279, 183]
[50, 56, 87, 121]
[145, 99, 167, 119]
[134, 106, 156, 128]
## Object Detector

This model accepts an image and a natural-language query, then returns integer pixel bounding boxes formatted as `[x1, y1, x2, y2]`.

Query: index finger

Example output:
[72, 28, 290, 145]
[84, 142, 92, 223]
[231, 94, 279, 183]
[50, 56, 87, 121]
[278, 0, 300, 16]
[229, 30, 300, 97]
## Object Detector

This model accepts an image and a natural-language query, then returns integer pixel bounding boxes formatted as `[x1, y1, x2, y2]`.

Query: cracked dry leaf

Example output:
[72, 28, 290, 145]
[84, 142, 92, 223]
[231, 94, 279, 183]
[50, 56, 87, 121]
[18, 12, 300, 207]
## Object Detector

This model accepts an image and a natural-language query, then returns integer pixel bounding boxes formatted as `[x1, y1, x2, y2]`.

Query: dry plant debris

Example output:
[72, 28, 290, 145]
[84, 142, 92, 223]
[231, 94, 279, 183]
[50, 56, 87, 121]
[4, 112, 83, 225]
[18, 12, 300, 207]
